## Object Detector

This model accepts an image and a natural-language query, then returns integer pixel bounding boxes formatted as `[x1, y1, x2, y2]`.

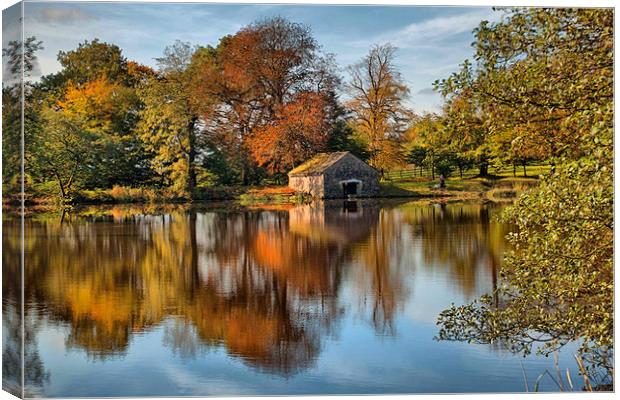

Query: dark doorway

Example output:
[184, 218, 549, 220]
[343, 181, 359, 196]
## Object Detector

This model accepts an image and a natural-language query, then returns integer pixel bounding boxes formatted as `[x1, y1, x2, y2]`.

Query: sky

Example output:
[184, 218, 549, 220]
[4, 1, 502, 113]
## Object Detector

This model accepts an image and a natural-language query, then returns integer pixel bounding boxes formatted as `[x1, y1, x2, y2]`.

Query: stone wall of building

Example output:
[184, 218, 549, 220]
[322, 154, 380, 199]
[289, 175, 325, 197]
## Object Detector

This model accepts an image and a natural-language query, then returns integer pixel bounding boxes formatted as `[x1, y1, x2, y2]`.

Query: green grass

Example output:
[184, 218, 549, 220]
[384, 164, 552, 181]
[380, 166, 546, 201]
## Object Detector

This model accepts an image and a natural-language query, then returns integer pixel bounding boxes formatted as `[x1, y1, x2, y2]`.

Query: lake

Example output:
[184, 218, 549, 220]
[3, 200, 581, 397]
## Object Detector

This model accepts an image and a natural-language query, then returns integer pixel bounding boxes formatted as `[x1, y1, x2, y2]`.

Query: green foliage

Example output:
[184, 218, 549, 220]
[137, 43, 201, 197]
[2, 36, 45, 195]
[434, 154, 455, 177]
[2, 87, 23, 194]
[326, 120, 370, 161]
[200, 142, 241, 186]
[406, 146, 427, 168]
[438, 141, 613, 373]
[30, 110, 101, 202]
[435, 8, 613, 380]
[55, 39, 128, 85]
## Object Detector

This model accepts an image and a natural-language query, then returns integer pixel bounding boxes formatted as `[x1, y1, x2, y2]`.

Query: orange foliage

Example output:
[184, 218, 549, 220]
[225, 308, 278, 359]
[252, 230, 334, 297]
[56, 76, 131, 132]
[250, 92, 330, 174]
[126, 61, 155, 84]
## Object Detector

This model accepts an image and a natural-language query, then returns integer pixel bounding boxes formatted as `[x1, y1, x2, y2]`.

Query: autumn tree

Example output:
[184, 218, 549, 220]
[250, 92, 331, 175]
[137, 41, 203, 197]
[189, 17, 341, 183]
[54, 75, 152, 187]
[434, 60, 492, 176]
[33, 39, 155, 196]
[436, 8, 613, 379]
[188, 36, 261, 184]
[346, 44, 412, 174]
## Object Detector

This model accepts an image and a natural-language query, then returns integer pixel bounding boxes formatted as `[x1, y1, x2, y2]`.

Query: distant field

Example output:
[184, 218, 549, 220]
[379, 164, 548, 201]
[383, 164, 552, 182]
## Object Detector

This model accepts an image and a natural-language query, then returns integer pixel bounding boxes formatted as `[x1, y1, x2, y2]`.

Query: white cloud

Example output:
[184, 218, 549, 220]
[34, 7, 98, 24]
[392, 10, 494, 45]
[350, 9, 498, 49]
[417, 87, 436, 95]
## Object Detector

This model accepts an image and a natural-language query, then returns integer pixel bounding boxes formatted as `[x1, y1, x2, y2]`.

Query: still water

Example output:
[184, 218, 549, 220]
[3, 200, 580, 397]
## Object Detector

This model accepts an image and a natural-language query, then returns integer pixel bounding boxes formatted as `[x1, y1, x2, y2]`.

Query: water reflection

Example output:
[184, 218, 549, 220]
[3, 200, 513, 395]
[3, 220, 50, 398]
[401, 203, 506, 299]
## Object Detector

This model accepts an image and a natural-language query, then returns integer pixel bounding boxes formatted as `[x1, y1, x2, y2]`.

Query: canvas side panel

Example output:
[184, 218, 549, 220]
[2, 2, 24, 398]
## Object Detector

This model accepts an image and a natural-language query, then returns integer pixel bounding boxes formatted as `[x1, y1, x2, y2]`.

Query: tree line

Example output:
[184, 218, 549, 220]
[3, 17, 419, 202]
[3, 14, 568, 204]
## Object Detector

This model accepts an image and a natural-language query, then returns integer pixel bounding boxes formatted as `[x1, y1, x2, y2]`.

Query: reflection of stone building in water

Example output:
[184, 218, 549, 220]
[229, 201, 380, 373]
[182, 202, 379, 376]
[4, 202, 384, 380]
[288, 200, 380, 245]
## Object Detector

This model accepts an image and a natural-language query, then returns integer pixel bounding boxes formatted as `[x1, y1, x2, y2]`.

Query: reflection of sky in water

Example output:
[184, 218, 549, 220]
[34, 317, 580, 396]
[4, 201, 582, 396]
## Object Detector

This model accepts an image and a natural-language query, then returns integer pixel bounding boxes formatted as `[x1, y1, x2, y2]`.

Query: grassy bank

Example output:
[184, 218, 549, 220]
[4, 185, 312, 209]
[380, 175, 539, 202]
[379, 164, 547, 202]
[5, 166, 545, 209]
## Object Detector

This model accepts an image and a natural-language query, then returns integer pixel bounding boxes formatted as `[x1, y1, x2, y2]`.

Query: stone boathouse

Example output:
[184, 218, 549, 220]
[288, 152, 380, 198]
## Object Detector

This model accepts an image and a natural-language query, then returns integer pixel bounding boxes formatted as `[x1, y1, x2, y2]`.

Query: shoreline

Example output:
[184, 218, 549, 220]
[2, 176, 538, 214]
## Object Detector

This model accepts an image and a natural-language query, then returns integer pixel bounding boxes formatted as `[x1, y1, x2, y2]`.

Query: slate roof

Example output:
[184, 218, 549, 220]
[288, 152, 350, 177]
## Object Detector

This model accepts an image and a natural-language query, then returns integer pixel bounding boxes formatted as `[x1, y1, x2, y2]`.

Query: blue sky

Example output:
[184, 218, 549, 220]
[11, 1, 500, 112]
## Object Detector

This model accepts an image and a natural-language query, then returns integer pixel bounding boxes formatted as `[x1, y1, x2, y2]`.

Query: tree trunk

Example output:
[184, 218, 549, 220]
[53, 171, 68, 202]
[57, 180, 66, 200]
[187, 118, 198, 199]
[478, 162, 488, 177]
[513, 162, 516, 178]
[241, 166, 248, 186]
[522, 161, 527, 177]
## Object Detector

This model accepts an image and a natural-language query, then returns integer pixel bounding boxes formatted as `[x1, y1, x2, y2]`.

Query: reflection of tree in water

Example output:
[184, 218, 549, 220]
[162, 319, 203, 359]
[3, 225, 50, 396]
[5, 202, 381, 376]
[2, 308, 51, 397]
[349, 206, 407, 335]
[189, 202, 378, 375]
[2, 303, 22, 397]
[5, 201, 499, 379]
[401, 203, 508, 298]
